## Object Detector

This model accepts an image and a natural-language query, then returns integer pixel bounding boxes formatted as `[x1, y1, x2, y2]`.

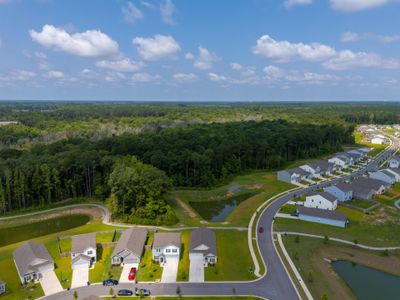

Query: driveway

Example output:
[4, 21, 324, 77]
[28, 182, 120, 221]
[40, 269, 63, 296]
[161, 257, 179, 283]
[71, 265, 89, 288]
[119, 263, 139, 283]
[189, 256, 204, 282]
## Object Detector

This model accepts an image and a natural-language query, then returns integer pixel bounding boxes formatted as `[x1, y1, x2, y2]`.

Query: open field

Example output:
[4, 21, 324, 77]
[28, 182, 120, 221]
[281, 235, 400, 299]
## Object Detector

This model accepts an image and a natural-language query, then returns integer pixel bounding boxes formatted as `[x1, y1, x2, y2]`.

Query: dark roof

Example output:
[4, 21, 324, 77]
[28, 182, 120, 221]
[290, 167, 311, 176]
[189, 227, 216, 256]
[311, 161, 334, 172]
[72, 233, 96, 253]
[309, 192, 337, 203]
[112, 227, 147, 258]
[153, 233, 181, 249]
[388, 167, 400, 175]
[298, 206, 346, 222]
[351, 177, 386, 195]
[71, 254, 92, 265]
[333, 182, 353, 193]
[380, 170, 396, 178]
[13, 241, 53, 276]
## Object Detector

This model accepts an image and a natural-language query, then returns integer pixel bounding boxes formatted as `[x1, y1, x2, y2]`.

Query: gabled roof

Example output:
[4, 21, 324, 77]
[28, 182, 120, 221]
[290, 167, 311, 176]
[112, 227, 147, 258]
[387, 167, 400, 176]
[308, 192, 337, 203]
[71, 254, 92, 265]
[351, 177, 386, 194]
[153, 233, 181, 249]
[13, 241, 53, 276]
[72, 233, 96, 253]
[380, 169, 396, 178]
[297, 206, 346, 222]
[332, 182, 353, 193]
[311, 161, 334, 172]
[189, 227, 216, 256]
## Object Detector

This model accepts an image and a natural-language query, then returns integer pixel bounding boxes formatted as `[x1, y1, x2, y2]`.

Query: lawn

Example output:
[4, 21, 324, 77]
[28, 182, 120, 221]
[353, 131, 386, 157]
[89, 245, 122, 283]
[279, 204, 297, 214]
[136, 248, 163, 282]
[177, 231, 190, 281]
[345, 199, 376, 210]
[205, 230, 256, 281]
[96, 231, 116, 243]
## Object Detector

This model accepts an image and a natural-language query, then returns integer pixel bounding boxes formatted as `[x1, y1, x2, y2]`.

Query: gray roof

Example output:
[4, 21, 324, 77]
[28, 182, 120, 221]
[309, 192, 337, 203]
[311, 161, 334, 172]
[72, 233, 96, 253]
[71, 254, 92, 265]
[189, 227, 216, 256]
[380, 169, 396, 178]
[388, 167, 400, 175]
[153, 233, 181, 249]
[112, 227, 148, 258]
[13, 241, 53, 276]
[351, 177, 386, 195]
[333, 182, 353, 193]
[288, 167, 311, 177]
[298, 206, 346, 222]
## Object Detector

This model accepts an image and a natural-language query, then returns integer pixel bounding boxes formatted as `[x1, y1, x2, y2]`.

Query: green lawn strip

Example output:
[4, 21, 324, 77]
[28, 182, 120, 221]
[177, 231, 190, 281]
[205, 230, 256, 281]
[279, 204, 296, 214]
[45, 237, 72, 289]
[274, 216, 400, 246]
[89, 245, 122, 283]
[59, 238, 71, 253]
[344, 199, 375, 210]
[136, 247, 162, 282]
[96, 231, 115, 243]
[336, 206, 364, 222]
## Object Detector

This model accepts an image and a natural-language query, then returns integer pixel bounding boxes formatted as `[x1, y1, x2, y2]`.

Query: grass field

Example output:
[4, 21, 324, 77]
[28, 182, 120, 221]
[89, 245, 122, 283]
[136, 247, 163, 282]
[177, 231, 190, 281]
[345, 199, 376, 210]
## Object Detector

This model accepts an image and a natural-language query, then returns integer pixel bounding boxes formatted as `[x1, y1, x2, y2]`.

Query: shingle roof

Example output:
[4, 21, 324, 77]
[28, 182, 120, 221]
[388, 167, 400, 176]
[112, 227, 147, 258]
[72, 233, 96, 253]
[333, 182, 353, 193]
[153, 233, 181, 249]
[13, 241, 53, 276]
[311, 161, 334, 172]
[289, 167, 311, 176]
[189, 227, 216, 256]
[381, 169, 396, 178]
[351, 177, 386, 195]
[71, 254, 92, 265]
[309, 192, 337, 203]
[298, 206, 346, 222]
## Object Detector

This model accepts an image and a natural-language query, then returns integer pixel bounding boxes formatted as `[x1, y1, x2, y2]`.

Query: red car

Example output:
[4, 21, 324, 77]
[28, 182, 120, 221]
[128, 267, 136, 281]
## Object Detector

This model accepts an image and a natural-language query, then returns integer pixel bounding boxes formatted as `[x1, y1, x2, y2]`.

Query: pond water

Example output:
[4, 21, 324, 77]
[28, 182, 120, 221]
[189, 192, 255, 222]
[331, 260, 400, 300]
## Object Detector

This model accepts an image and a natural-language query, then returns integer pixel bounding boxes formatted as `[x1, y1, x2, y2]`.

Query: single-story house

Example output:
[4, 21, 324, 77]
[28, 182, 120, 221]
[0, 280, 5, 295]
[386, 168, 400, 181]
[71, 233, 97, 269]
[152, 233, 181, 265]
[304, 192, 338, 210]
[277, 167, 313, 184]
[13, 241, 54, 284]
[351, 178, 387, 200]
[369, 169, 396, 185]
[324, 182, 353, 202]
[111, 227, 147, 266]
[388, 156, 400, 168]
[297, 207, 347, 228]
[189, 227, 217, 266]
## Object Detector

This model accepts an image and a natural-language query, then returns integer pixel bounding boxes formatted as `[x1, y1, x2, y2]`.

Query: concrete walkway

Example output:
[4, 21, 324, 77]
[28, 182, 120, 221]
[275, 213, 298, 220]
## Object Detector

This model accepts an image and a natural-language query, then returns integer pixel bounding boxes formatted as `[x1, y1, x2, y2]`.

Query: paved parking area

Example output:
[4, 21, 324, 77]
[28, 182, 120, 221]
[119, 263, 139, 283]
[71, 265, 88, 288]
[189, 256, 204, 282]
[161, 257, 179, 283]
[40, 269, 63, 295]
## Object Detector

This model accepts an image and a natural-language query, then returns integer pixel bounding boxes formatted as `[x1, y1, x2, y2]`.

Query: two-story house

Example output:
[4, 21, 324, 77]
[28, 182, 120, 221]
[304, 192, 338, 210]
[71, 233, 97, 270]
[152, 233, 181, 266]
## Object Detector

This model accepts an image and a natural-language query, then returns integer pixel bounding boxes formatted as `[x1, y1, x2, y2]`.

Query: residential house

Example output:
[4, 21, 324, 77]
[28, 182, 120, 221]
[388, 156, 400, 168]
[152, 233, 181, 265]
[189, 227, 217, 267]
[0, 280, 5, 294]
[324, 182, 353, 202]
[13, 241, 54, 284]
[351, 178, 387, 200]
[297, 207, 347, 228]
[71, 233, 97, 269]
[277, 167, 312, 184]
[111, 228, 147, 266]
[386, 168, 400, 181]
[358, 148, 371, 155]
[328, 153, 353, 168]
[369, 170, 396, 185]
[346, 151, 362, 163]
[304, 192, 338, 210]
[371, 137, 385, 144]
[301, 161, 335, 176]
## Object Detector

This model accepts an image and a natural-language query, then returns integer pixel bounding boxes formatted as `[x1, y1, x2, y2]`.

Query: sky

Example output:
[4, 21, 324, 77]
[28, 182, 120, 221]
[0, 0, 400, 101]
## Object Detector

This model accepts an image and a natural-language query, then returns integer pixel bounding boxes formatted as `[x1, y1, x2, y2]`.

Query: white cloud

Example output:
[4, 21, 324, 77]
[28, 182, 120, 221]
[230, 63, 242, 71]
[185, 52, 194, 60]
[131, 72, 161, 83]
[160, 0, 176, 25]
[230, 63, 256, 77]
[45, 70, 64, 78]
[29, 25, 119, 58]
[341, 31, 361, 42]
[330, 0, 390, 12]
[105, 72, 126, 82]
[0, 70, 36, 81]
[263, 65, 339, 84]
[122, 2, 144, 23]
[173, 72, 198, 82]
[141, 1, 155, 9]
[253, 35, 336, 62]
[193, 47, 217, 70]
[96, 58, 144, 72]
[35, 51, 47, 59]
[284, 0, 313, 8]
[341, 31, 400, 43]
[264, 65, 286, 78]
[380, 34, 400, 43]
[208, 72, 227, 82]
[133, 34, 180, 60]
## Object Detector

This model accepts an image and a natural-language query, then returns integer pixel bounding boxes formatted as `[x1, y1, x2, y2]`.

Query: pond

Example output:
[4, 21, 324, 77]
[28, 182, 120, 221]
[189, 192, 256, 222]
[332, 260, 400, 300]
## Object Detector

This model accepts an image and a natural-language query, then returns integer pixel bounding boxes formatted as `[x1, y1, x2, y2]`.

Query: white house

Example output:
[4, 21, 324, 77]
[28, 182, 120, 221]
[388, 156, 400, 168]
[305, 192, 338, 210]
[71, 233, 97, 269]
[371, 137, 385, 145]
[328, 154, 353, 168]
[277, 167, 313, 184]
[152, 233, 181, 266]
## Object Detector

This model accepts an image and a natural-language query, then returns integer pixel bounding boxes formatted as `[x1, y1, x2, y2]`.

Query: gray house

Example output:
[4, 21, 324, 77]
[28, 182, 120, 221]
[312, 161, 335, 175]
[71, 233, 97, 269]
[111, 228, 147, 266]
[297, 206, 347, 228]
[189, 228, 217, 266]
[369, 170, 396, 185]
[13, 241, 54, 284]
[324, 182, 353, 202]
[0, 280, 5, 295]
[277, 167, 312, 184]
[351, 177, 387, 200]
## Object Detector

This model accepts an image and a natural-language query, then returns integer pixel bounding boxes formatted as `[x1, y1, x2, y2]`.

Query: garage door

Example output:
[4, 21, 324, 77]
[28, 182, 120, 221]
[71, 264, 88, 288]
[189, 256, 204, 282]
[40, 269, 63, 295]
[161, 256, 179, 283]
[119, 263, 139, 283]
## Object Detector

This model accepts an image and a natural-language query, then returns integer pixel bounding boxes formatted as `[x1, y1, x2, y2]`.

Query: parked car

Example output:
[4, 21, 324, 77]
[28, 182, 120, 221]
[135, 288, 151, 296]
[103, 279, 118, 286]
[128, 267, 136, 281]
[118, 289, 133, 296]
[258, 226, 264, 234]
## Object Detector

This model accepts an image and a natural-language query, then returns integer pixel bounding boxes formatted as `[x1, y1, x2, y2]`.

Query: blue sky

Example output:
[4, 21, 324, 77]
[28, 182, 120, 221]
[0, 0, 400, 101]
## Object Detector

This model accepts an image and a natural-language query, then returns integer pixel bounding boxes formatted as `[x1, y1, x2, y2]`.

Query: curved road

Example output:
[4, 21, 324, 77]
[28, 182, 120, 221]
[43, 138, 398, 300]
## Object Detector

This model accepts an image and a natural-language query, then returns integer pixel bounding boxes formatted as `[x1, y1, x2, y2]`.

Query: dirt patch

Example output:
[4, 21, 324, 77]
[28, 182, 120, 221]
[365, 205, 400, 226]
[175, 198, 198, 220]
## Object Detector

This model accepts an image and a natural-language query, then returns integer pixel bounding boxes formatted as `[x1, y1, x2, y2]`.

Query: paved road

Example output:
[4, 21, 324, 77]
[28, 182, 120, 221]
[43, 138, 398, 300]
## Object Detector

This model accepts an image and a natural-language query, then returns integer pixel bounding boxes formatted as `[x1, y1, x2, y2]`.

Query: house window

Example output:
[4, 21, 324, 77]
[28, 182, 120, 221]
[172, 249, 177, 253]
[87, 250, 93, 255]
[156, 248, 161, 253]
[166, 248, 171, 253]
